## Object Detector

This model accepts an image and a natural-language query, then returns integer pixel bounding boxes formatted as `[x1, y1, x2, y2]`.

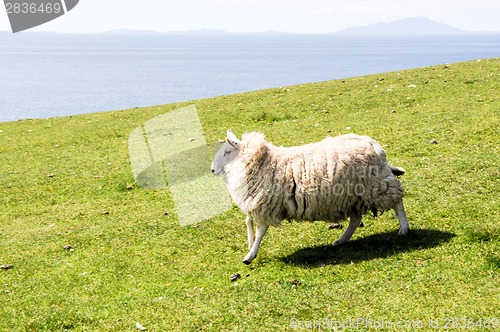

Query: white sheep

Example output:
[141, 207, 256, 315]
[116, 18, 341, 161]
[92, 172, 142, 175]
[211, 129, 410, 264]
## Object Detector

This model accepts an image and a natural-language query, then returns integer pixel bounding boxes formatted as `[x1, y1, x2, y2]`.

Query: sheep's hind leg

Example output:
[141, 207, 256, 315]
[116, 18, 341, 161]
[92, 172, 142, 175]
[333, 213, 362, 246]
[246, 216, 255, 250]
[395, 201, 410, 236]
[243, 224, 268, 265]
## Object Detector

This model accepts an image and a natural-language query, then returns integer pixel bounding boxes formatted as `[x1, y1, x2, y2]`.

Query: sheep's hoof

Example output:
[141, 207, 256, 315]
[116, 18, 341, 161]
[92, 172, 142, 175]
[398, 228, 410, 236]
[243, 252, 255, 264]
[332, 240, 344, 247]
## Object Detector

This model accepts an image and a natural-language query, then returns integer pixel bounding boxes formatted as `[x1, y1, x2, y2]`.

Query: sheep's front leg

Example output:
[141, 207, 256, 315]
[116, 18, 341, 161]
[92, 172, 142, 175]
[243, 224, 268, 265]
[246, 216, 255, 250]
[395, 201, 410, 236]
[333, 213, 362, 246]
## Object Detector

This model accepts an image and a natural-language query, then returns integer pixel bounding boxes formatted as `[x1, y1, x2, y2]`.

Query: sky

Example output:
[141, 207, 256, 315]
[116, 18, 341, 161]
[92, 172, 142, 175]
[1, 0, 500, 34]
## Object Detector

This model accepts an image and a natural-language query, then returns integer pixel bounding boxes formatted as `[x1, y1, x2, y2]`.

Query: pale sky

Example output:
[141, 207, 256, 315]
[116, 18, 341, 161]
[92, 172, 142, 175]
[2, 0, 500, 33]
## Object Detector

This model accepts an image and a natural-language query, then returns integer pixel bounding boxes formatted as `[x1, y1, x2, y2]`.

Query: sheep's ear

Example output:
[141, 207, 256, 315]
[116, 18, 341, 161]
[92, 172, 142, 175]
[226, 129, 241, 149]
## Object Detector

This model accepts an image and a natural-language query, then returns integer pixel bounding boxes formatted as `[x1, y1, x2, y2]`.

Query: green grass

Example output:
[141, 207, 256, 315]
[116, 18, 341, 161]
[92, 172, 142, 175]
[1, 58, 499, 331]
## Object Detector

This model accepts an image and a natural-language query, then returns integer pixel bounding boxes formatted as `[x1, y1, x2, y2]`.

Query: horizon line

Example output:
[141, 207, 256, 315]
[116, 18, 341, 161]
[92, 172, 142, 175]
[2, 16, 500, 35]
[2, 29, 500, 35]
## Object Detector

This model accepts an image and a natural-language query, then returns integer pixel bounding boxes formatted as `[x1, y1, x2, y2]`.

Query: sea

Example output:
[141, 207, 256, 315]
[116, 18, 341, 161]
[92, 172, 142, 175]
[1, 33, 499, 122]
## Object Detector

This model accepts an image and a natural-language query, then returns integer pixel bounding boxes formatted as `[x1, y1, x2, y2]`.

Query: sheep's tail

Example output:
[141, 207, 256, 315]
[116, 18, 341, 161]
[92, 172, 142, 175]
[390, 166, 406, 176]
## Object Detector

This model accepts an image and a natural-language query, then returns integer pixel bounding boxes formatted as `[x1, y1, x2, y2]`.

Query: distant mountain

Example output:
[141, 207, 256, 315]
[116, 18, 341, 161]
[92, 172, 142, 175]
[101, 29, 164, 35]
[101, 29, 231, 36]
[100, 29, 294, 36]
[163, 29, 231, 36]
[335, 17, 467, 35]
[238, 31, 296, 36]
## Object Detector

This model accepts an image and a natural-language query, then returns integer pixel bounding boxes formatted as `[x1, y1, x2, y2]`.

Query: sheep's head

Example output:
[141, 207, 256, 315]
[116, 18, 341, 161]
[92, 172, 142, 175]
[211, 129, 241, 176]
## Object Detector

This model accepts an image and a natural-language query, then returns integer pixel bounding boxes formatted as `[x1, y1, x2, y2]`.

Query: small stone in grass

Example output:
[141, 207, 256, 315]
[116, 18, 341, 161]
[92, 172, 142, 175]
[290, 279, 301, 286]
[136, 322, 147, 331]
[1, 264, 13, 270]
[230, 273, 241, 282]
[429, 139, 438, 144]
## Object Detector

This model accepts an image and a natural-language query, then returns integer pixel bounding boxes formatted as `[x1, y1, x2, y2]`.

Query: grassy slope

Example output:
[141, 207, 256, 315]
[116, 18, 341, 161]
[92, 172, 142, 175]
[0, 59, 499, 331]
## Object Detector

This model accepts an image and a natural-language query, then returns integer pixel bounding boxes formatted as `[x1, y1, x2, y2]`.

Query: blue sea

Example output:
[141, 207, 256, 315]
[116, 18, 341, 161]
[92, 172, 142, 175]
[1, 33, 499, 122]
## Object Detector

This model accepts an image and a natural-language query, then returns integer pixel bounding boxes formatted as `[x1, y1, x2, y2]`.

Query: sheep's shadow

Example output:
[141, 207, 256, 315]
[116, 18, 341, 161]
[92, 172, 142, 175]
[281, 229, 454, 266]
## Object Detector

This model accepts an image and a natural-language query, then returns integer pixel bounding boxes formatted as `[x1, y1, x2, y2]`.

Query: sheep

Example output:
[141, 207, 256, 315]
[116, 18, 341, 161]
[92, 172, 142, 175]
[211, 129, 410, 264]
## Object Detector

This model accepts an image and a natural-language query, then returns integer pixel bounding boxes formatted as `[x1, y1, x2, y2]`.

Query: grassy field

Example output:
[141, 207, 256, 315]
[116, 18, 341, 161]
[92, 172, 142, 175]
[0, 58, 499, 331]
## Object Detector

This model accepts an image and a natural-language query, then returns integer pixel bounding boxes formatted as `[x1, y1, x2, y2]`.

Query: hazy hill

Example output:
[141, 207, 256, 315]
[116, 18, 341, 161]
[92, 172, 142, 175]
[100, 17, 470, 36]
[335, 17, 467, 35]
[100, 29, 294, 36]
[100, 29, 164, 35]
